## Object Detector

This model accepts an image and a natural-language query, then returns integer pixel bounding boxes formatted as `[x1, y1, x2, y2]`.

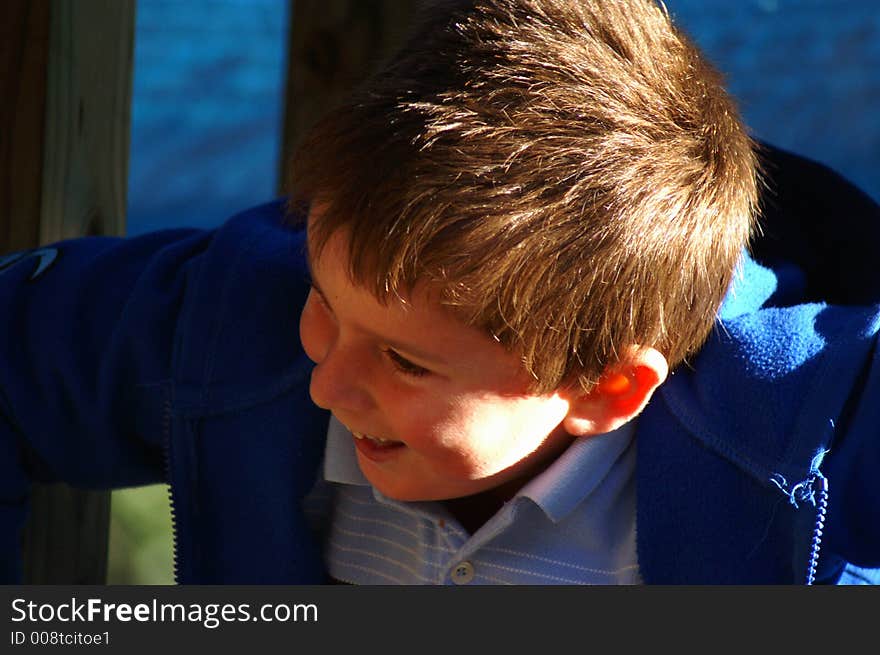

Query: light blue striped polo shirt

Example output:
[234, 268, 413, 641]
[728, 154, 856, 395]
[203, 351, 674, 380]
[303, 416, 641, 585]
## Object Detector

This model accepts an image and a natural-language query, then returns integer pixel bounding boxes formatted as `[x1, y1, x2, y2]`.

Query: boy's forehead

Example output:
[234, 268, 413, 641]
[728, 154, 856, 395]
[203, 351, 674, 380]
[304, 213, 532, 382]
[305, 206, 429, 312]
[306, 218, 434, 320]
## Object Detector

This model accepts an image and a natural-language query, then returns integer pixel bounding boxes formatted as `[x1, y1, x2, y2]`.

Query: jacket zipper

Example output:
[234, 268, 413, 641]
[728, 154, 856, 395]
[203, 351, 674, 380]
[769, 470, 829, 585]
[804, 474, 828, 585]
[161, 394, 182, 584]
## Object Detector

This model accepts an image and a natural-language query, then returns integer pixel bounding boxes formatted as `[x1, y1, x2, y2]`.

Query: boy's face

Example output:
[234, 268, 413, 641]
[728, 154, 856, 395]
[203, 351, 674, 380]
[299, 217, 577, 502]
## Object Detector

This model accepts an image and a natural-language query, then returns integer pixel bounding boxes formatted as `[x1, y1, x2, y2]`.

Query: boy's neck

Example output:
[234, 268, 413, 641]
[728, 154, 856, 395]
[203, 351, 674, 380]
[441, 475, 532, 535]
[443, 493, 506, 535]
[442, 434, 576, 534]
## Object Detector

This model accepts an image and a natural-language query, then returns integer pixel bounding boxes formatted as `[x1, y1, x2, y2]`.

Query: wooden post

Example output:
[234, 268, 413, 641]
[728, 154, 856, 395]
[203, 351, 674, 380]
[0, 0, 48, 252]
[278, 0, 418, 190]
[0, 0, 135, 584]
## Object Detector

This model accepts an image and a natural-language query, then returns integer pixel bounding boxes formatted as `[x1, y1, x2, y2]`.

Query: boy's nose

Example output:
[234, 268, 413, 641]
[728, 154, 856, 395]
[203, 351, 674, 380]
[308, 343, 374, 414]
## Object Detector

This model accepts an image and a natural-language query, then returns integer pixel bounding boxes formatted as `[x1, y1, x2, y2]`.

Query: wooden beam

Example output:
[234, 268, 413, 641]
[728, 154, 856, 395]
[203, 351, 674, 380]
[21, 485, 113, 585]
[279, 0, 418, 190]
[1, 0, 135, 584]
[0, 0, 49, 252]
[40, 0, 134, 243]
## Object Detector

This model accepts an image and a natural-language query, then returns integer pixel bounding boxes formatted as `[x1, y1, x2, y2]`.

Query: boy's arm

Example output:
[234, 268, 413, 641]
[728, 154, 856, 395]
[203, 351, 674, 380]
[0, 227, 212, 582]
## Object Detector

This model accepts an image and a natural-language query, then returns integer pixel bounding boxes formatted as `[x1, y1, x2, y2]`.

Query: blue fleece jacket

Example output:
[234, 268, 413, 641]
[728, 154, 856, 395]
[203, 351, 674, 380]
[1, 198, 878, 584]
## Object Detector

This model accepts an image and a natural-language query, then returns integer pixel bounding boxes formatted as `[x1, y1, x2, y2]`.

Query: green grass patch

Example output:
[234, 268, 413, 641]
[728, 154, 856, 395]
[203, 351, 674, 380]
[107, 484, 175, 584]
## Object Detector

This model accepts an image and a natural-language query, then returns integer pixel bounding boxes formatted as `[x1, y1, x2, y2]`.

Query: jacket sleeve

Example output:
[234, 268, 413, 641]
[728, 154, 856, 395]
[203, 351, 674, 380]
[0, 227, 213, 582]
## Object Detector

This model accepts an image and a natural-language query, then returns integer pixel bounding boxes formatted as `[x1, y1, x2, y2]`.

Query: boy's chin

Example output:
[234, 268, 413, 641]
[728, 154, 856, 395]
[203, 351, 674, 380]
[357, 460, 520, 504]
[363, 476, 461, 503]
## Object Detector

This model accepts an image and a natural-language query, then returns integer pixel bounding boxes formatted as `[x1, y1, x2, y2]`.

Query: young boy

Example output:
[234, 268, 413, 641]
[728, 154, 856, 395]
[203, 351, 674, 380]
[1, 0, 878, 584]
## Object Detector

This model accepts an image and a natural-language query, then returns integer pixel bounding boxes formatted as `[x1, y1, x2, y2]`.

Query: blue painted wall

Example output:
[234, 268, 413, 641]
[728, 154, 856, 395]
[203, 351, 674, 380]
[126, 0, 880, 235]
[127, 0, 289, 235]
[669, 0, 879, 206]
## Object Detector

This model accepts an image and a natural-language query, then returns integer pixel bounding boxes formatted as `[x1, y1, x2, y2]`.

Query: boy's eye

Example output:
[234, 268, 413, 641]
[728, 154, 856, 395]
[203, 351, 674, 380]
[383, 348, 430, 378]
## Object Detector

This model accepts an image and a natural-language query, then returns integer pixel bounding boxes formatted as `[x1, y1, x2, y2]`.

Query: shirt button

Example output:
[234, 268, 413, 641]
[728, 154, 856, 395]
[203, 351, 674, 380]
[451, 561, 475, 585]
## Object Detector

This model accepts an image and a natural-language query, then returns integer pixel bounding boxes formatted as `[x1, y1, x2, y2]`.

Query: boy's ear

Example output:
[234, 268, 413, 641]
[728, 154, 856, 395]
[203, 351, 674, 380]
[561, 346, 669, 437]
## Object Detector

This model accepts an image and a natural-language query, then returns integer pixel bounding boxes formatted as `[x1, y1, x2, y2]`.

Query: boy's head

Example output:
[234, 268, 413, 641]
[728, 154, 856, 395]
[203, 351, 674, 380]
[290, 0, 758, 501]
[290, 0, 758, 394]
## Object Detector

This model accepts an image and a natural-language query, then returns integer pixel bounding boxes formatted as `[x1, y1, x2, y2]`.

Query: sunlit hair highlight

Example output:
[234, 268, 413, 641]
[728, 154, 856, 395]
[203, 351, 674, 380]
[288, 0, 759, 393]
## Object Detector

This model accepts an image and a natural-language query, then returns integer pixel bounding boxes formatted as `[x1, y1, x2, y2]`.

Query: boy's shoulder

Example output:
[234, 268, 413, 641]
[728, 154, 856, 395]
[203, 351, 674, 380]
[665, 143, 880, 484]
[656, 249, 880, 487]
[172, 197, 314, 411]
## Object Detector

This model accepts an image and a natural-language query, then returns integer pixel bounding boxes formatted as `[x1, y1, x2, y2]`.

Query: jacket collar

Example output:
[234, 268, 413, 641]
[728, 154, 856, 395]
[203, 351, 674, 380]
[658, 251, 876, 486]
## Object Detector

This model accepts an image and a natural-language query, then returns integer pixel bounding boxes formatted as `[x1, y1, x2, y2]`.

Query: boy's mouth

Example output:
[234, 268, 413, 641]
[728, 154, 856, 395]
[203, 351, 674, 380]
[348, 427, 406, 462]
[350, 429, 403, 447]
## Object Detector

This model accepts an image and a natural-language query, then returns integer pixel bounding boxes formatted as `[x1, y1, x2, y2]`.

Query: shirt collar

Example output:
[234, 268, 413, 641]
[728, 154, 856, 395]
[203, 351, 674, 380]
[322, 414, 637, 523]
[518, 420, 637, 522]
[323, 415, 370, 485]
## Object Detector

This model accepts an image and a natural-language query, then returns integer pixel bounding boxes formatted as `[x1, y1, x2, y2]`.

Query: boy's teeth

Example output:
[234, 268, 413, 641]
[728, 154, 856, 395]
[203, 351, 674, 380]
[351, 430, 395, 444]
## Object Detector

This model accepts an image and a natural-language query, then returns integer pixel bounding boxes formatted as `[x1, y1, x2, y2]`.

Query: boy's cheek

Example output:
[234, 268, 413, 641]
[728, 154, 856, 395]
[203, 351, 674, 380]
[398, 408, 502, 472]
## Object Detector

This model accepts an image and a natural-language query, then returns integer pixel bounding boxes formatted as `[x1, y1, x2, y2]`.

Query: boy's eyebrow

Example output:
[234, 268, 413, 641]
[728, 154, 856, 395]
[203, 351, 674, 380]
[303, 240, 323, 296]
[303, 237, 451, 368]
[303, 238, 338, 315]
